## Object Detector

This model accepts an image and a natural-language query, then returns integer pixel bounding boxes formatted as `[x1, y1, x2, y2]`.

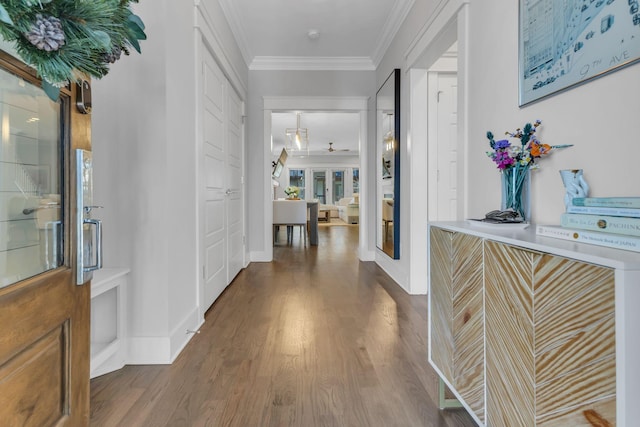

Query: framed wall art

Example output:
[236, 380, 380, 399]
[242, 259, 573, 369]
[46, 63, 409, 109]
[519, 0, 640, 106]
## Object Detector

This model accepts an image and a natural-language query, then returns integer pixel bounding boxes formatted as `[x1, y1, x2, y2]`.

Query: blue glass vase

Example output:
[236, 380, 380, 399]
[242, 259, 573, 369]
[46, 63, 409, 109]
[501, 164, 531, 221]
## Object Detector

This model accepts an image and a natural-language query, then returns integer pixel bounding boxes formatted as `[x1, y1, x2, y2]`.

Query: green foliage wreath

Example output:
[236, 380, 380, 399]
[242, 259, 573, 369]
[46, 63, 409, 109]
[0, 0, 146, 99]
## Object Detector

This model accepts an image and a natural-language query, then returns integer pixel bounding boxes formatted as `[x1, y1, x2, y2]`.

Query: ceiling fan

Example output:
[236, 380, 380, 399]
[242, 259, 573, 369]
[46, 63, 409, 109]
[327, 142, 349, 152]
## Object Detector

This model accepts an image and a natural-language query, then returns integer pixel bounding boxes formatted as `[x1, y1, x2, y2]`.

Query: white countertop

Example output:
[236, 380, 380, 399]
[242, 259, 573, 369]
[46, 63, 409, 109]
[429, 221, 640, 271]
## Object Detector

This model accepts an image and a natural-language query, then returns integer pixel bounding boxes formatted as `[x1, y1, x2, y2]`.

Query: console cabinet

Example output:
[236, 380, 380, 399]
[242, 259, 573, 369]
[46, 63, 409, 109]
[428, 223, 640, 427]
[430, 227, 485, 422]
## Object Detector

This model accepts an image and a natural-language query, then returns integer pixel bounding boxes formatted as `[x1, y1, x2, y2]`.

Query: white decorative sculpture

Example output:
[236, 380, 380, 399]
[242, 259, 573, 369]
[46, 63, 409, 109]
[559, 169, 589, 209]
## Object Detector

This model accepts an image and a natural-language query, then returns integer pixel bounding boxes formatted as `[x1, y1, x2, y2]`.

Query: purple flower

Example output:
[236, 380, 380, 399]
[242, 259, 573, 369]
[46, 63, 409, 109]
[495, 139, 510, 149]
[493, 150, 515, 170]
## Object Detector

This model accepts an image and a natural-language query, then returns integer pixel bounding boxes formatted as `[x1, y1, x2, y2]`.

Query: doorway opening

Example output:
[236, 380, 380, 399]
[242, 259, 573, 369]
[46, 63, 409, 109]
[271, 112, 361, 230]
[263, 97, 370, 261]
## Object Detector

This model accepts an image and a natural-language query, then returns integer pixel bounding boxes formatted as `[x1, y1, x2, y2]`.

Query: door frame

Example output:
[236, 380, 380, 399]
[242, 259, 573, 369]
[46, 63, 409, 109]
[262, 97, 370, 262]
[405, 0, 469, 294]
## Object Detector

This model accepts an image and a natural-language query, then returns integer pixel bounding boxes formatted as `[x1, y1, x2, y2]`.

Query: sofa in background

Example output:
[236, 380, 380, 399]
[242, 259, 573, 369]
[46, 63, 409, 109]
[336, 196, 359, 224]
[317, 194, 359, 223]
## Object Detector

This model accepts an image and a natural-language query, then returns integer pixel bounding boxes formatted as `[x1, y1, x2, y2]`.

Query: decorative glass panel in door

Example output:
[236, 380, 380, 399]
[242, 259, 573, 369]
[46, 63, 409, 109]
[0, 65, 62, 287]
[313, 170, 326, 204]
[332, 170, 344, 203]
[289, 168, 305, 199]
[0, 50, 91, 425]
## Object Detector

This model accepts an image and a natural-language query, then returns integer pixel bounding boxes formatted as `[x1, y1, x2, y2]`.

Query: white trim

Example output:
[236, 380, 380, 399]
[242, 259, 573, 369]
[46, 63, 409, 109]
[250, 250, 272, 263]
[408, 68, 430, 295]
[216, 0, 253, 66]
[250, 56, 375, 71]
[357, 109, 372, 261]
[403, 0, 469, 70]
[375, 251, 409, 293]
[457, 5, 470, 221]
[127, 337, 172, 365]
[169, 307, 203, 362]
[263, 110, 274, 262]
[371, 0, 416, 67]
[404, 0, 469, 295]
[195, 3, 248, 99]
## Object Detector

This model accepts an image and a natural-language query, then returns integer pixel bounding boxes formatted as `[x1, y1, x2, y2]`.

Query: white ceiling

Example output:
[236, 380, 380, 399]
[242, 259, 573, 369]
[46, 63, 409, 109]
[218, 0, 415, 70]
[219, 0, 415, 158]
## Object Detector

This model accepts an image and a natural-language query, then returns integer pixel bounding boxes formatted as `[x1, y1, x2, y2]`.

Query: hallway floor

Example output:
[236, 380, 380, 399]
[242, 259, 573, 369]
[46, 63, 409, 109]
[89, 226, 476, 426]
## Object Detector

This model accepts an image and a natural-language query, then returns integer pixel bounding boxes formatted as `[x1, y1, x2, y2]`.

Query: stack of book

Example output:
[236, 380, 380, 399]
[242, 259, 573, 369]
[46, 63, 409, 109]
[536, 197, 640, 253]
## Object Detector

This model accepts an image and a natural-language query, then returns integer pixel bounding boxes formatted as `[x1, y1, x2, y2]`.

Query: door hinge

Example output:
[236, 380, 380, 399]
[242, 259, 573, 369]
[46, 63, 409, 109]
[202, 265, 206, 279]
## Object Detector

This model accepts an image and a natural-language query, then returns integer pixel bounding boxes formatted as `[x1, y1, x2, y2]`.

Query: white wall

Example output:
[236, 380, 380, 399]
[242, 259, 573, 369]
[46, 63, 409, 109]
[373, 0, 447, 292]
[373, 0, 640, 294]
[466, 1, 640, 223]
[92, 0, 248, 363]
[247, 71, 376, 258]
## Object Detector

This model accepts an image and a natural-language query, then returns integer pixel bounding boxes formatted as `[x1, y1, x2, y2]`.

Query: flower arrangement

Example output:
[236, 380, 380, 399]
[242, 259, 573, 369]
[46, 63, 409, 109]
[485, 120, 571, 221]
[284, 186, 299, 199]
[486, 120, 571, 170]
[0, 0, 146, 100]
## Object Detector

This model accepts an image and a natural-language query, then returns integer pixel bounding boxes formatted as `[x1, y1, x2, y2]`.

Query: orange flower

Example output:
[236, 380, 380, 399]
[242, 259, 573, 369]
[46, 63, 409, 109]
[529, 142, 551, 157]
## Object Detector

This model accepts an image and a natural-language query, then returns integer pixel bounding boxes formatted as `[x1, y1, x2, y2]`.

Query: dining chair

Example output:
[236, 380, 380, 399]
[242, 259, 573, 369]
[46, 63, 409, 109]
[273, 200, 307, 245]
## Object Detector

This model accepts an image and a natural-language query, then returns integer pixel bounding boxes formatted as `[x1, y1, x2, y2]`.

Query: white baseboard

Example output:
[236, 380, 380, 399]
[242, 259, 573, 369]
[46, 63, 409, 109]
[169, 307, 204, 362]
[90, 352, 126, 379]
[359, 249, 376, 261]
[127, 337, 172, 365]
[126, 308, 204, 365]
[375, 252, 410, 294]
[250, 250, 272, 262]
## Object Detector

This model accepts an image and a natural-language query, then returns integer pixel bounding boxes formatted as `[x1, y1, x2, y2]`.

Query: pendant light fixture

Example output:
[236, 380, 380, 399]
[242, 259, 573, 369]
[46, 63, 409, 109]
[285, 113, 309, 155]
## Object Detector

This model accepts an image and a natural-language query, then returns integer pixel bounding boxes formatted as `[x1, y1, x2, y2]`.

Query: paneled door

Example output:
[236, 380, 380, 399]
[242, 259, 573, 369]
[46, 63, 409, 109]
[200, 46, 244, 312]
[226, 86, 243, 283]
[0, 53, 90, 425]
[435, 72, 457, 221]
[202, 46, 228, 310]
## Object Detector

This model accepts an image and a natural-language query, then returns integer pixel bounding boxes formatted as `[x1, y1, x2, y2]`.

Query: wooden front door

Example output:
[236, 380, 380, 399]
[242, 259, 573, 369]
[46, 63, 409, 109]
[0, 52, 91, 426]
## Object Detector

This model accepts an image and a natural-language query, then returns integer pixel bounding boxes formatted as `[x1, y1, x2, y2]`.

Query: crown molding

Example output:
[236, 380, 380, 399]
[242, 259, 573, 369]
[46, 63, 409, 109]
[371, 0, 416, 67]
[217, 0, 253, 67]
[250, 56, 375, 71]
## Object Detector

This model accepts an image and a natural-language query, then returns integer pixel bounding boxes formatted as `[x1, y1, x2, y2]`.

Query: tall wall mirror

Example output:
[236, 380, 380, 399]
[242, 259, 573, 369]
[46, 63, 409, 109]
[376, 69, 400, 259]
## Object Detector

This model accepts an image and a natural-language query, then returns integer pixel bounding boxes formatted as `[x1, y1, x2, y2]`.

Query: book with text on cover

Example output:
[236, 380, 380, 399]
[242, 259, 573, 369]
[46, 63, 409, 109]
[572, 197, 640, 208]
[560, 213, 640, 237]
[566, 205, 640, 218]
[536, 225, 640, 253]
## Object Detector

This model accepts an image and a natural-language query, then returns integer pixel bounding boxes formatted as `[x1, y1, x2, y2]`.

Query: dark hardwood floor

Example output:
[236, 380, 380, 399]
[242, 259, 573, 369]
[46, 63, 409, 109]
[90, 226, 477, 426]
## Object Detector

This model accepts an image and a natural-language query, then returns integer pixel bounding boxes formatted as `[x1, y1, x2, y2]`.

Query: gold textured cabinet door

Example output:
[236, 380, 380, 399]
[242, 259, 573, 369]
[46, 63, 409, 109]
[429, 227, 484, 422]
[429, 227, 455, 383]
[485, 240, 536, 427]
[452, 232, 484, 422]
[485, 240, 616, 427]
[534, 253, 616, 426]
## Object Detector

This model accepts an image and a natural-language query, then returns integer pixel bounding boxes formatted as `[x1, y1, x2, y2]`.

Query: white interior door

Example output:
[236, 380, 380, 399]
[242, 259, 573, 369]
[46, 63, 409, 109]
[226, 87, 244, 282]
[202, 47, 227, 309]
[432, 72, 458, 221]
